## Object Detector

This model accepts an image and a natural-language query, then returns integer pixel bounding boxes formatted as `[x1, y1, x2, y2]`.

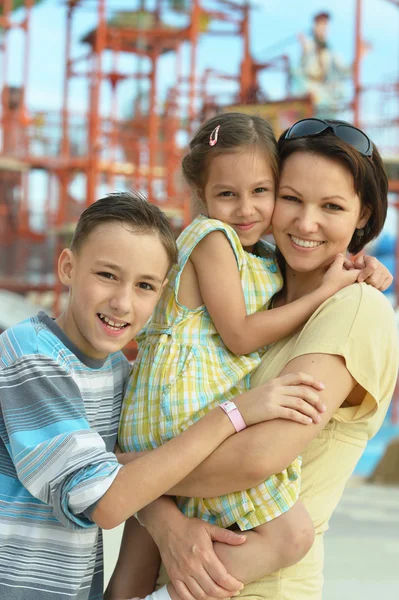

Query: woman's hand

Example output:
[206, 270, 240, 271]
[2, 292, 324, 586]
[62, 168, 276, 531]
[235, 371, 326, 427]
[149, 513, 246, 600]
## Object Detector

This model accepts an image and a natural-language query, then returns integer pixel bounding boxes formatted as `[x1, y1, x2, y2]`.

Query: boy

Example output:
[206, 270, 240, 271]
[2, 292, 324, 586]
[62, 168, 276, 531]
[0, 191, 350, 600]
[0, 192, 177, 599]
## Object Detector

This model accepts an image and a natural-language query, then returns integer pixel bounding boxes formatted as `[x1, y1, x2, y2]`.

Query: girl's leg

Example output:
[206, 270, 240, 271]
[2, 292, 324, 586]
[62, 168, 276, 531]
[213, 500, 314, 584]
[155, 501, 314, 600]
[105, 517, 161, 600]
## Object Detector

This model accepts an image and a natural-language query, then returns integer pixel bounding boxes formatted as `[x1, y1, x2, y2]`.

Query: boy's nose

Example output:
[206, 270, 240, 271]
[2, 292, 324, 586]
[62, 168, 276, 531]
[109, 287, 132, 315]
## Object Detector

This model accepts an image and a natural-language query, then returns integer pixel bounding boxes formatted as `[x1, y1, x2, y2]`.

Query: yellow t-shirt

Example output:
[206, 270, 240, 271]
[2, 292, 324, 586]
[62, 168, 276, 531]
[156, 284, 398, 598]
[242, 283, 398, 599]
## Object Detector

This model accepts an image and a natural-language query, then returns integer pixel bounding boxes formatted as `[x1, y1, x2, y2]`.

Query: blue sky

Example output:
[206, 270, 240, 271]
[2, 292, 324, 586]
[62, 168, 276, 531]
[7, 0, 399, 113]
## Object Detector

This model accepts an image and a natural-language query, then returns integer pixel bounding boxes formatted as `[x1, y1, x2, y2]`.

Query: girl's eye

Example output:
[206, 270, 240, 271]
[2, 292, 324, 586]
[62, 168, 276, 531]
[281, 195, 300, 203]
[138, 282, 155, 291]
[218, 191, 234, 197]
[98, 272, 116, 280]
[325, 203, 343, 211]
[254, 187, 269, 194]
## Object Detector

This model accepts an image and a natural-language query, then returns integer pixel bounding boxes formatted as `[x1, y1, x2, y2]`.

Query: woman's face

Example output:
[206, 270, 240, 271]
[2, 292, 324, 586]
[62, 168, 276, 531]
[272, 151, 370, 274]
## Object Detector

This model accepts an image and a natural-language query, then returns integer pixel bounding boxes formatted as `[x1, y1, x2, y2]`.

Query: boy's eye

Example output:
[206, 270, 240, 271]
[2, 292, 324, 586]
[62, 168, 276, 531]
[138, 282, 155, 291]
[98, 271, 116, 280]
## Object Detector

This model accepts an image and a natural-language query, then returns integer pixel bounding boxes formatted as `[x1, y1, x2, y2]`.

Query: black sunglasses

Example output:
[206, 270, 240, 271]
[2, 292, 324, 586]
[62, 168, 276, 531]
[284, 118, 373, 157]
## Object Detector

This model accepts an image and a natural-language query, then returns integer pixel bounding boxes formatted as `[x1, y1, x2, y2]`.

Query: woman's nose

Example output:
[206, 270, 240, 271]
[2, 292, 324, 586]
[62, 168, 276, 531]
[295, 208, 319, 234]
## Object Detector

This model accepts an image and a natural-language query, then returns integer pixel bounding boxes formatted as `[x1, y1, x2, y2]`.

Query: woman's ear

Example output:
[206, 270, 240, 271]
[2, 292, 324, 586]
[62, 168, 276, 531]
[357, 205, 372, 230]
[58, 249, 74, 287]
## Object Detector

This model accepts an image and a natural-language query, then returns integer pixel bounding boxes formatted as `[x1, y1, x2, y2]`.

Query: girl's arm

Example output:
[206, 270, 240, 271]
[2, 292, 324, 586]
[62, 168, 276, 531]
[166, 352, 356, 497]
[92, 372, 325, 529]
[188, 232, 359, 355]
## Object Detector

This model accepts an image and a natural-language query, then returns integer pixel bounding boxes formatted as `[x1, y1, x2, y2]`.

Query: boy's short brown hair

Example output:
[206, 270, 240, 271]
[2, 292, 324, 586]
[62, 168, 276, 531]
[71, 191, 178, 268]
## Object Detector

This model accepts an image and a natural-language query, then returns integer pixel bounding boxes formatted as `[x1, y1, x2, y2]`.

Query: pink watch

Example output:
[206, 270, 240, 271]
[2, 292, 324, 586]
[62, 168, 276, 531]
[219, 401, 247, 432]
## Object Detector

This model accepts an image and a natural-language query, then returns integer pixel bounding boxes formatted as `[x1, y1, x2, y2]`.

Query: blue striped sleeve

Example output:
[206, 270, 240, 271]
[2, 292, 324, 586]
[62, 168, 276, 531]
[0, 354, 121, 529]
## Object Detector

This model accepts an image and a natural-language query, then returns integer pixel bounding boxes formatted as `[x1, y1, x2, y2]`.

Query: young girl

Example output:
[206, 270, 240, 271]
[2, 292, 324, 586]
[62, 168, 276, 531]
[109, 113, 391, 600]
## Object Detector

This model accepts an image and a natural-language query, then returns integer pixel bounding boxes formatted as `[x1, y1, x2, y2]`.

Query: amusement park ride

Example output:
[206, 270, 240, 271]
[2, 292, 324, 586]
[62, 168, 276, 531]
[0, 2, 399, 315]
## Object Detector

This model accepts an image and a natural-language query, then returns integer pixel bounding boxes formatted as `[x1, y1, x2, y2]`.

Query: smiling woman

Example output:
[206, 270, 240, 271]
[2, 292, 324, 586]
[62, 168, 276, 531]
[115, 119, 397, 600]
[107, 114, 395, 600]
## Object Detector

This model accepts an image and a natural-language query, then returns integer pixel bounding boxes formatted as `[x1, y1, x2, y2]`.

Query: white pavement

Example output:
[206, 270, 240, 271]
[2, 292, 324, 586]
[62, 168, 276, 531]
[104, 479, 399, 599]
[323, 478, 399, 600]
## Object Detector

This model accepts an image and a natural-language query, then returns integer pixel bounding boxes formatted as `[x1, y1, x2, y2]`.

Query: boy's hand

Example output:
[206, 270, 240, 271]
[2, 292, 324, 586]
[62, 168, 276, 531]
[354, 254, 393, 291]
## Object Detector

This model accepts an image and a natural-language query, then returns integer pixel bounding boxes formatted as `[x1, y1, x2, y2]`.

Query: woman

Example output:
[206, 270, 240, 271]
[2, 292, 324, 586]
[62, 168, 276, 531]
[129, 119, 399, 600]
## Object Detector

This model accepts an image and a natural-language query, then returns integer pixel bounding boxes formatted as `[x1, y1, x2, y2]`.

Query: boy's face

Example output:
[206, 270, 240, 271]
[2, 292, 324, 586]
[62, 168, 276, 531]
[57, 221, 170, 359]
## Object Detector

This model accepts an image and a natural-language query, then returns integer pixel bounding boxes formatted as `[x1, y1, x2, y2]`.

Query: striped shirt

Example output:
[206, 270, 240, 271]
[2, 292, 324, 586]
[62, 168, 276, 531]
[0, 312, 130, 599]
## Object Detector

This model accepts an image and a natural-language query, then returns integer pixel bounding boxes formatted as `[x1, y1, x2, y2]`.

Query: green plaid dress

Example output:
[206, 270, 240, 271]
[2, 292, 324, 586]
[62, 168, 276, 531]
[119, 215, 301, 531]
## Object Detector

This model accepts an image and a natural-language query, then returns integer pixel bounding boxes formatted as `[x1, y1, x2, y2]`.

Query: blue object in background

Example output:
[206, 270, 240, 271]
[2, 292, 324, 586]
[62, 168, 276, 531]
[368, 233, 396, 296]
[355, 404, 399, 477]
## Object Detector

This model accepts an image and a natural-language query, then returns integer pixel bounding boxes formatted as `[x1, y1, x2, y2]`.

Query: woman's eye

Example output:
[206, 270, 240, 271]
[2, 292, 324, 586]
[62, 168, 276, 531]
[98, 272, 115, 280]
[138, 282, 155, 291]
[325, 203, 343, 211]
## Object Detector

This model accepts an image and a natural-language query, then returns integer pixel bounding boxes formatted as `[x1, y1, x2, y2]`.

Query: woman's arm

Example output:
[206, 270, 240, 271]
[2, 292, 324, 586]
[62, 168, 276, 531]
[190, 232, 359, 355]
[167, 352, 356, 497]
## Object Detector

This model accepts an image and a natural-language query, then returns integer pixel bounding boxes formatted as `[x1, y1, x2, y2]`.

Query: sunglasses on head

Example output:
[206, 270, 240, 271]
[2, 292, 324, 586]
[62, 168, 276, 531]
[284, 118, 373, 157]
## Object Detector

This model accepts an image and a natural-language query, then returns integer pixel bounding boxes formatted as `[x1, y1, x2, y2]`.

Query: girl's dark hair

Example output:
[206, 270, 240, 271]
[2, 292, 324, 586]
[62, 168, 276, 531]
[71, 191, 178, 268]
[182, 112, 279, 195]
[277, 122, 388, 254]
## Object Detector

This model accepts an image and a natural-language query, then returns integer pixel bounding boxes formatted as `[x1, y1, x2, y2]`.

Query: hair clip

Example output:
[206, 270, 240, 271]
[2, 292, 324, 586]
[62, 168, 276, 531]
[209, 125, 220, 147]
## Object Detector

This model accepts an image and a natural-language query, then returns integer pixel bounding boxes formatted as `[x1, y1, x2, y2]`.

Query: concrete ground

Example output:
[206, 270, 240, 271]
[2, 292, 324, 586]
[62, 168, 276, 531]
[323, 478, 399, 600]
[104, 479, 399, 599]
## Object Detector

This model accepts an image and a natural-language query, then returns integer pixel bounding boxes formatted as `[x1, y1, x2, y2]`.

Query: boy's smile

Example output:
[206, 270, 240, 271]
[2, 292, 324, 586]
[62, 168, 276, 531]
[57, 222, 170, 359]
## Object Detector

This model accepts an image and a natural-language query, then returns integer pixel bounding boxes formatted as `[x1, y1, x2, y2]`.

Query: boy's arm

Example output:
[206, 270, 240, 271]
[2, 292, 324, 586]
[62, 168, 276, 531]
[190, 233, 359, 355]
[1, 356, 122, 530]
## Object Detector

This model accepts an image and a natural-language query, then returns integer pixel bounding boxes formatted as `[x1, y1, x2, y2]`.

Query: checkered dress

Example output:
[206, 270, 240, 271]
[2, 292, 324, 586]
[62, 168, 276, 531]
[119, 215, 301, 530]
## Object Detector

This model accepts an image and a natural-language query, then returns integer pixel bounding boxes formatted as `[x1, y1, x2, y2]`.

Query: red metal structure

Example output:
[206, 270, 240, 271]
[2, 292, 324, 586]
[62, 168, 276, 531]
[0, 0, 399, 409]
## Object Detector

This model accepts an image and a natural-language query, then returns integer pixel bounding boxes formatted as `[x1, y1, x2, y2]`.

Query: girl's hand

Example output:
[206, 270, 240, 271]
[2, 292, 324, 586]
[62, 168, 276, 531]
[353, 254, 393, 291]
[322, 253, 360, 294]
[152, 514, 245, 600]
[235, 372, 326, 426]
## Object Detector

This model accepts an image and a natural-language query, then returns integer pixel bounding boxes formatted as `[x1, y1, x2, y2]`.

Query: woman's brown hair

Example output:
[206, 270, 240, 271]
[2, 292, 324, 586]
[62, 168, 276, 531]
[277, 122, 388, 254]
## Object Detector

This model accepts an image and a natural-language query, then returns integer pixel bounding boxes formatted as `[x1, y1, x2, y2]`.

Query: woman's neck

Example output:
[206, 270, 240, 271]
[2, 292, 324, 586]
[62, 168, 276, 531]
[281, 264, 325, 304]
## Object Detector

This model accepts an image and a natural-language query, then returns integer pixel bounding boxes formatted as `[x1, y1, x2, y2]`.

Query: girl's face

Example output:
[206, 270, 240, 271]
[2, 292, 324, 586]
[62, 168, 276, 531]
[272, 151, 370, 275]
[202, 148, 275, 252]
